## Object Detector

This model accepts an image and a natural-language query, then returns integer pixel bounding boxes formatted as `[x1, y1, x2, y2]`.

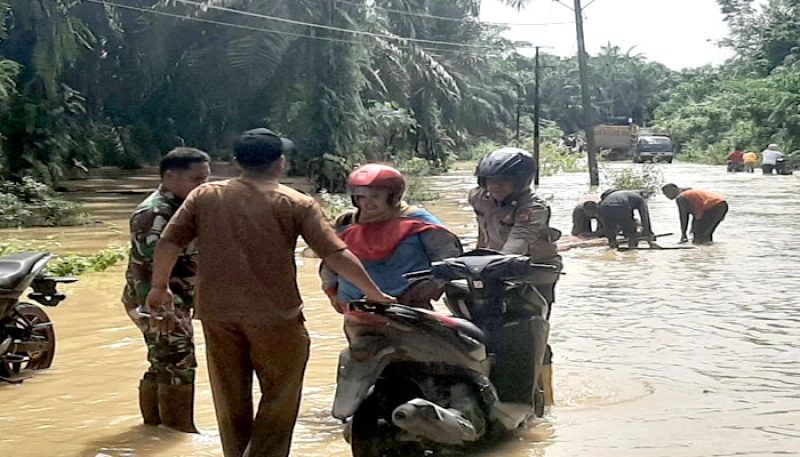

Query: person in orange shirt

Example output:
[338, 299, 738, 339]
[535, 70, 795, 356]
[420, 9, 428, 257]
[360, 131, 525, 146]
[742, 151, 758, 173]
[662, 184, 728, 245]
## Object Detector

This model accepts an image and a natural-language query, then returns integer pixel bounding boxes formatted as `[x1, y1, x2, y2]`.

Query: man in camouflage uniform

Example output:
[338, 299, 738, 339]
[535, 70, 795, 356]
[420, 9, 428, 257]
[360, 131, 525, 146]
[122, 147, 210, 432]
[469, 148, 562, 408]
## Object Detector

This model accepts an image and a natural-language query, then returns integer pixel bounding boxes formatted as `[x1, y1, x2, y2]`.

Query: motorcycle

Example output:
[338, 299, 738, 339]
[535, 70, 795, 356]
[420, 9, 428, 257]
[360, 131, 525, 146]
[726, 161, 745, 173]
[775, 157, 794, 175]
[0, 252, 77, 383]
[332, 249, 555, 456]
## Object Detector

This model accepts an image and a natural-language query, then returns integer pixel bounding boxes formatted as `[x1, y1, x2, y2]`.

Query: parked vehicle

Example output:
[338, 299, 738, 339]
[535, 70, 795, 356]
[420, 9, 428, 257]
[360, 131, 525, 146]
[332, 250, 554, 456]
[0, 252, 76, 383]
[634, 135, 674, 163]
[594, 124, 639, 161]
[594, 123, 675, 163]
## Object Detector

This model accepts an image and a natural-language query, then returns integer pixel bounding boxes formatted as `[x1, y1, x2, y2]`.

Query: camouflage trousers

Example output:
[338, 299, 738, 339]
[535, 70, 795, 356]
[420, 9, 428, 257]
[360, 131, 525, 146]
[127, 301, 197, 385]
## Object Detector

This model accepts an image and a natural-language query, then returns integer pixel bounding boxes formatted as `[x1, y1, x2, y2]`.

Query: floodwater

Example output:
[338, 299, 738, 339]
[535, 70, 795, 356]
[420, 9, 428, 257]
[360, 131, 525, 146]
[1, 162, 798, 457]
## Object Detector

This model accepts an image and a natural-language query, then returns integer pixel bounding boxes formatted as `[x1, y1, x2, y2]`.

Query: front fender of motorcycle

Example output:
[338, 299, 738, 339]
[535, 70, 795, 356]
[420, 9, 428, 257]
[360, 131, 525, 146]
[332, 346, 395, 420]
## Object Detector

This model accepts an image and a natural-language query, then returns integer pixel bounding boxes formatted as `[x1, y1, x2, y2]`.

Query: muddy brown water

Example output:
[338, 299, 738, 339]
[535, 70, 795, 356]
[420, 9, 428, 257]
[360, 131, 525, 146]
[1, 163, 798, 457]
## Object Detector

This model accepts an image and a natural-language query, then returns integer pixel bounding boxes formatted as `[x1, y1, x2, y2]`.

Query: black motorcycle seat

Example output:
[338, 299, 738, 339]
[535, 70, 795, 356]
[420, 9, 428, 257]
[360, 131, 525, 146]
[0, 252, 49, 290]
[450, 317, 486, 343]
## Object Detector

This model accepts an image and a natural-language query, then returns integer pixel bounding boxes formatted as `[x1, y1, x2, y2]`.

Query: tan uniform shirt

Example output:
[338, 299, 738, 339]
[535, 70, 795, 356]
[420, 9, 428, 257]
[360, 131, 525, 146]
[161, 178, 347, 324]
[468, 187, 562, 283]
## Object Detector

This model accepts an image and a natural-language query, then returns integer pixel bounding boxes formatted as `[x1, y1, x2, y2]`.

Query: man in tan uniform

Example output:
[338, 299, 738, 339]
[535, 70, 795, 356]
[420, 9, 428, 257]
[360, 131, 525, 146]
[469, 147, 562, 407]
[146, 128, 392, 457]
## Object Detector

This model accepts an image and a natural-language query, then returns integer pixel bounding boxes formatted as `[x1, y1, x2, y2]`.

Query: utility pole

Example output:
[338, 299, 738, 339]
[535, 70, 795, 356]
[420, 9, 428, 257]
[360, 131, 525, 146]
[573, 0, 599, 186]
[533, 46, 541, 187]
[515, 62, 522, 144]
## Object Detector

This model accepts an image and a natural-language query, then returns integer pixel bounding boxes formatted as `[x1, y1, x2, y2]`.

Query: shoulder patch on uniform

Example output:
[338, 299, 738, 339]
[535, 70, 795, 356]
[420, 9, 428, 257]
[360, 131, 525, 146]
[516, 208, 536, 223]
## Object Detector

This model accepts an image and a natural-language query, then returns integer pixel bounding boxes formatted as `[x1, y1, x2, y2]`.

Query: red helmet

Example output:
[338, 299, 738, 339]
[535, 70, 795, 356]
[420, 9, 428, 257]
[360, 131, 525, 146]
[348, 163, 406, 204]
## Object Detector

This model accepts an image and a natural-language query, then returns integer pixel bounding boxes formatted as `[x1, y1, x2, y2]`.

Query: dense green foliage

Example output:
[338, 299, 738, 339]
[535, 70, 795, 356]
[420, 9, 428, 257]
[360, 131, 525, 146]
[0, 0, 679, 191]
[654, 0, 800, 163]
[1, 0, 794, 189]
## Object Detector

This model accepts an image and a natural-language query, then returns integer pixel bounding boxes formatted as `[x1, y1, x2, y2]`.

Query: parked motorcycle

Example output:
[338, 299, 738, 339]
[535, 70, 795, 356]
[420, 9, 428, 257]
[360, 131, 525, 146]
[0, 252, 76, 383]
[332, 249, 555, 456]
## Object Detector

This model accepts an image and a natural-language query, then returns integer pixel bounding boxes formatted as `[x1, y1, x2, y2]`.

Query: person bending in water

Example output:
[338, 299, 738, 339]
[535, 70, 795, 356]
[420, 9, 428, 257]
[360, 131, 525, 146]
[596, 190, 656, 249]
[661, 184, 728, 245]
[571, 195, 603, 238]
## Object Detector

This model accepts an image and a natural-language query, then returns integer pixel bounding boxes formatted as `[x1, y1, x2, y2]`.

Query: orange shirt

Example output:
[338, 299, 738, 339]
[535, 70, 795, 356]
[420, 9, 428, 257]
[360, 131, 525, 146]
[161, 178, 347, 324]
[678, 189, 726, 220]
[742, 152, 757, 163]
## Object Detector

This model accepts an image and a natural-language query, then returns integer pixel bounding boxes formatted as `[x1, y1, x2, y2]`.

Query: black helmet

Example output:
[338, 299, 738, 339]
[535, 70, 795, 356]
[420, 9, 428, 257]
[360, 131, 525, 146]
[475, 147, 536, 191]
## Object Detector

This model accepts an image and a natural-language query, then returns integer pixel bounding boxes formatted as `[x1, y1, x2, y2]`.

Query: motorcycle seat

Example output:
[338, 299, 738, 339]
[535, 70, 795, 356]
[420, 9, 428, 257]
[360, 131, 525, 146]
[0, 252, 49, 290]
[450, 317, 486, 344]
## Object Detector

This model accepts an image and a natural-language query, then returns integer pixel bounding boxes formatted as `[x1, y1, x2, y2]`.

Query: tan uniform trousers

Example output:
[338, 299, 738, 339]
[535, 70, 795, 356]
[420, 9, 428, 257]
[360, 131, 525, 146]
[202, 320, 310, 457]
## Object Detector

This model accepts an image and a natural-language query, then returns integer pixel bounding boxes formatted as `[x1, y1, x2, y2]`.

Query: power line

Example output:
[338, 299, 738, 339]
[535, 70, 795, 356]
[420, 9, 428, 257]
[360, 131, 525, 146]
[334, 0, 573, 28]
[553, 0, 575, 12]
[164, 0, 513, 49]
[86, 0, 365, 45]
[87, 0, 521, 51]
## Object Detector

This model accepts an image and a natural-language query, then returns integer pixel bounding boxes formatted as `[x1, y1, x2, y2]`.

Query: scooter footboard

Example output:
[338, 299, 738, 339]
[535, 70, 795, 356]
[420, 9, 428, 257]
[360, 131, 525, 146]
[491, 316, 549, 405]
[332, 347, 394, 420]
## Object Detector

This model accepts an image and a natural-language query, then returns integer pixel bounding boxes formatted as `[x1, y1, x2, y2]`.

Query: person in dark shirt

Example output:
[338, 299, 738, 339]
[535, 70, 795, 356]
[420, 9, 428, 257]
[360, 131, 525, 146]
[571, 195, 602, 238]
[597, 190, 656, 249]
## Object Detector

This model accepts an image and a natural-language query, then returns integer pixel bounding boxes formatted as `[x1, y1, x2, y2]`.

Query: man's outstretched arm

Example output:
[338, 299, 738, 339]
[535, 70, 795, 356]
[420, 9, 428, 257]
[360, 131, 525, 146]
[323, 249, 394, 311]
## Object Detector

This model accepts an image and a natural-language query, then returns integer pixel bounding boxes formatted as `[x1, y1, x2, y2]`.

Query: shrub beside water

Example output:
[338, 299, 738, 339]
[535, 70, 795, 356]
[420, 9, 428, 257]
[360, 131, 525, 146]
[45, 248, 128, 276]
[601, 163, 665, 198]
[0, 239, 127, 276]
[0, 178, 86, 228]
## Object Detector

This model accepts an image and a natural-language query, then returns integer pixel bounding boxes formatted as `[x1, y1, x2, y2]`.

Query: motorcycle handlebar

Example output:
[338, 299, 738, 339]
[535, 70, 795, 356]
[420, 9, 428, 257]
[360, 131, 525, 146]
[403, 259, 561, 283]
[403, 270, 433, 280]
[528, 263, 560, 271]
[346, 299, 393, 313]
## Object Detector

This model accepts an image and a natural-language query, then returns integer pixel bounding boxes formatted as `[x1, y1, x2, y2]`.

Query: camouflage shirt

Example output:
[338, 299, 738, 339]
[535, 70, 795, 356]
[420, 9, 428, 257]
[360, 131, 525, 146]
[122, 186, 197, 314]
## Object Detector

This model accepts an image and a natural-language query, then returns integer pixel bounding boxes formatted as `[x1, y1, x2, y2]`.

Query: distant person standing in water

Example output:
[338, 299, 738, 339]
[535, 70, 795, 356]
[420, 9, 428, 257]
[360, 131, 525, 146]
[761, 144, 784, 174]
[661, 184, 728, 245]
[742, 150, 758, 173]
[727, 148, 744, 172]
